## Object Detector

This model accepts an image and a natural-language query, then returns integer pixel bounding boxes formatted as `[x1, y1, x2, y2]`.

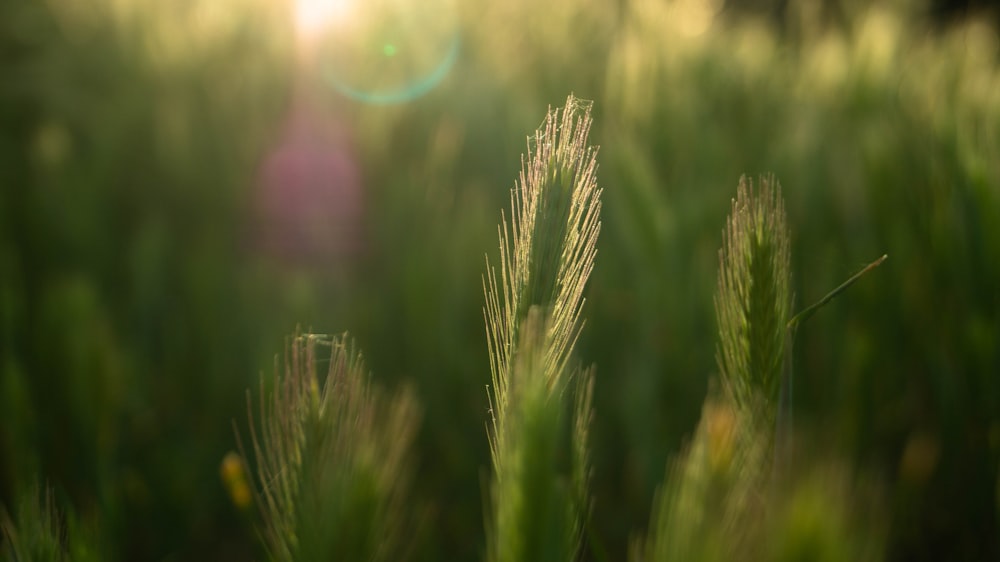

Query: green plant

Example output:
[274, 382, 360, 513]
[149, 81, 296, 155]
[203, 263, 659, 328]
[240, 333, 419, 562]
[3, 1, 998, 558]
[636, 396, 767, 562]
[637, 175, 887, 562]
[482, 95, 600, 562]
[1, 482, 104, 562]
[2, 483, 64, 562]
[715, 175, 791, 428]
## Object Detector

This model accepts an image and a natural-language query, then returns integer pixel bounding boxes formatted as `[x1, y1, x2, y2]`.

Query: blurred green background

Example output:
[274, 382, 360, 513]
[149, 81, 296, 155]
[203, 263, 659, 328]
[1, 0, 998, 560]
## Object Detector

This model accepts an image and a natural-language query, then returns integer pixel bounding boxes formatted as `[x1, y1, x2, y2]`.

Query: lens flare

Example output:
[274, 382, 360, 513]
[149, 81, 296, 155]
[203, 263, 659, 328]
[295, 0, 355, 41]
[255, 99, 363, 264]
[303, 0, 459, 104]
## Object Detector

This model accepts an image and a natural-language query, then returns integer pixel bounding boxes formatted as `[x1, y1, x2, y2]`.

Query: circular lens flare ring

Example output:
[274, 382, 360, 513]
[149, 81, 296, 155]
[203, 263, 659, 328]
[294, 0, 459, 104]
[324, 35, 459, 104]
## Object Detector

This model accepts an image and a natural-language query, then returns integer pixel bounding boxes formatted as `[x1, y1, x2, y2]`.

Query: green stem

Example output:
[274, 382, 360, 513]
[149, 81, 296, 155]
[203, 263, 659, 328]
[776, 254, 887, 475]
[787, 254, 888, 331]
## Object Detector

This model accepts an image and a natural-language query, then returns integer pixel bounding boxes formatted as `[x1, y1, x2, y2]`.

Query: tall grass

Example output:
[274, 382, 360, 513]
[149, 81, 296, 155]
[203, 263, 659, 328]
[1, 1, 998, 559]
[1, 482, 104, 562]
[638, 176, 886, 562]
[240, 334, 418, 561]
[715, 175, 791, 427]
[483, 95, 600, 562]
[2, 484, 64, 562]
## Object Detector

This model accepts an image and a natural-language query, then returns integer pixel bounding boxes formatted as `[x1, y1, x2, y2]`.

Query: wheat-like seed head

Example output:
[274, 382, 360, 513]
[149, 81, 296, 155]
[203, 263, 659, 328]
[715, 174, 792, 424]
[482, 94, 601, 562]
[242, 333, 418, 562]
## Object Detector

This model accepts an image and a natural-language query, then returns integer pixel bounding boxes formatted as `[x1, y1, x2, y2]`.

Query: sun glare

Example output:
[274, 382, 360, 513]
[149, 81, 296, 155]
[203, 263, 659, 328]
[294, 0, 354, 42]
[290, 0, 459, 103]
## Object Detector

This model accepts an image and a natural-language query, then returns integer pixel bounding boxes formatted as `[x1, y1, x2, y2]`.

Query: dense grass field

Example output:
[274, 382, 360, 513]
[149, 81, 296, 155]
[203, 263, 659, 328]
[1, 0, 998, 560]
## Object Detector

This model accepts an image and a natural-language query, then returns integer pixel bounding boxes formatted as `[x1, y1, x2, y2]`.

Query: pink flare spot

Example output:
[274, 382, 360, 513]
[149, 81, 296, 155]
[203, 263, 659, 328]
[255, 102, 363, 267]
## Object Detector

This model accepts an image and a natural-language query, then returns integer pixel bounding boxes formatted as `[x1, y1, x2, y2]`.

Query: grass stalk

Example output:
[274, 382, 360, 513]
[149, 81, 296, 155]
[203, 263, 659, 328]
[1, 482, 64, 562]
[483, 95, 602, 562]
[240, 333, 418, 562]
[786, 254, 888, 331]
[775, 253, 888, 473]
[640, 176, 887, 562]
[715, 174, 792, 425]
[637, 397, 768, 562]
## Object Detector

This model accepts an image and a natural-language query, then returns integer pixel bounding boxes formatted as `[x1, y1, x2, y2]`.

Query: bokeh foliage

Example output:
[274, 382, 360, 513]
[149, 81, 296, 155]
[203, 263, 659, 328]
[1, 0, 998, 560]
